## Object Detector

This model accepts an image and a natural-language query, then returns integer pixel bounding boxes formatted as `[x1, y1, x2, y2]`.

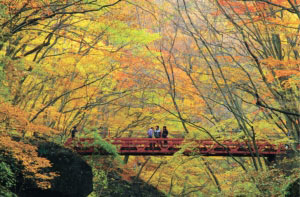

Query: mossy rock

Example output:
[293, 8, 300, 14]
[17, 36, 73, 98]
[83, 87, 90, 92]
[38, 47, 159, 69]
[285, 178, 300, 197]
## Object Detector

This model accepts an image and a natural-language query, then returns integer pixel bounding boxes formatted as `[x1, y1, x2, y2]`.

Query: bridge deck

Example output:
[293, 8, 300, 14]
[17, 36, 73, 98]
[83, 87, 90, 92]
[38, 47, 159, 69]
[64, 138, 299, 156]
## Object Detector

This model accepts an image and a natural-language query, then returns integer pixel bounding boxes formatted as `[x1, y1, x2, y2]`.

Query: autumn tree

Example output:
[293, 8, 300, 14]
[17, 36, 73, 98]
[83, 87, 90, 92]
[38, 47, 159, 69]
[123, 0, 300, 196]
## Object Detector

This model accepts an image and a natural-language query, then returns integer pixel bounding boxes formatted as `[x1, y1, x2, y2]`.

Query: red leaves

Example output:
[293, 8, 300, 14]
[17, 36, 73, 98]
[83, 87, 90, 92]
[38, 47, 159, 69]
[218, 0, 256, 14]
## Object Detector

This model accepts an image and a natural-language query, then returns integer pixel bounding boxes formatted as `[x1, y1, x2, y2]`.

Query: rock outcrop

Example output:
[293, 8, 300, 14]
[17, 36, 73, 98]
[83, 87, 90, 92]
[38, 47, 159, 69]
[33, 142, 93, 197]
[15, 141, 93, 197]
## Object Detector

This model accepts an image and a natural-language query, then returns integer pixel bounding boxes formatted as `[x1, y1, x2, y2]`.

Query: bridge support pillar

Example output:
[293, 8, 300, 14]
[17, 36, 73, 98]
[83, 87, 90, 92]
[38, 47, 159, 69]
[266, 155, 276, 165]
[123, 155, 129, 164]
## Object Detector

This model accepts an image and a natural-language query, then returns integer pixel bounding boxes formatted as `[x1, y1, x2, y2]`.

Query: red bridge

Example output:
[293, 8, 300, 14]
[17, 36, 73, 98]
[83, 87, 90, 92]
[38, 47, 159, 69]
[64, 137, 299, 157]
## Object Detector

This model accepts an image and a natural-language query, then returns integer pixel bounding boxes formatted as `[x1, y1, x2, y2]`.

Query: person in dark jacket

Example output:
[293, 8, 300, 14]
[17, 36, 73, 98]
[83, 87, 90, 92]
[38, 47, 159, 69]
[162, 126, 168, 145]
[71, 126, 78, 138]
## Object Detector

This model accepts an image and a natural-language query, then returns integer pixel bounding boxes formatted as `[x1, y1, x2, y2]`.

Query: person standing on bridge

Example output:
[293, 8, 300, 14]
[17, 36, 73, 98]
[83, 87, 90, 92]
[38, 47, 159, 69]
[162, 126, 168, 145]
[147, 127, 154, 138]
[154, 125, 162, 147]
[154, 125, 161, 138]
[147, 127, 154, 149]
[71, 126, 78, 138]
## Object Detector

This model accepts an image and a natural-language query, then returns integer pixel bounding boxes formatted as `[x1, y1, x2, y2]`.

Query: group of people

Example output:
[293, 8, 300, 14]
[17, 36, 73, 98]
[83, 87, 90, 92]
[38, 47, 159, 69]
[147, 125, 168, 139]
[70, 125, 169, 140]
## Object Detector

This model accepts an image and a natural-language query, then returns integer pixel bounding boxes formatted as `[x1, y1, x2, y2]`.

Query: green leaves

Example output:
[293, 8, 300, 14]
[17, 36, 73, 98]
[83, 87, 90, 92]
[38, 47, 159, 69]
[92, 132, 119, 158]
[0, 162, 16, 189]
[106, 20, 159, 49]
[0, 58, 9, 99]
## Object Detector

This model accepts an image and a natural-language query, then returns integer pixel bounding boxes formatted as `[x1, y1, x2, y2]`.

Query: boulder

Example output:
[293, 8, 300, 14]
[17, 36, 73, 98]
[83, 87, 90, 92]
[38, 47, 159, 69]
[20, 142, 93, 197]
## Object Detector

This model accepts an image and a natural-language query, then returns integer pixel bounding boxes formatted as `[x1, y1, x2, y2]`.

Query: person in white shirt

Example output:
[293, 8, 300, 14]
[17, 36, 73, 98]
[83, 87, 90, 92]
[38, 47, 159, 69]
[154, 125, 161, 138]
[147, 127, 154, 149]
[147, 127, 154, 138]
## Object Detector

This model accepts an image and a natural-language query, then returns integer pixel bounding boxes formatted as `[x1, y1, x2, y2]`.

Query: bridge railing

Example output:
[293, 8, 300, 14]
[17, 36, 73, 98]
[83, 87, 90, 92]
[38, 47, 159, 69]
[65, 137, 300, 156]
[113, 138, 291, 155]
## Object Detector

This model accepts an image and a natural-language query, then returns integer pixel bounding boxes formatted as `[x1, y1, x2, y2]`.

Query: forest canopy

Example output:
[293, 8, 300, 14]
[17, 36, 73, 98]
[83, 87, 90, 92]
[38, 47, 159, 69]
[0, 0, 299, 196]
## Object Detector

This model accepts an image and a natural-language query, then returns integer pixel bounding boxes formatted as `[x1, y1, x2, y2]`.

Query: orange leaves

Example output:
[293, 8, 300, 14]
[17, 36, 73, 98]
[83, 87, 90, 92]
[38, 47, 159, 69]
[0, 135, 57, 189]
[216, 55, 233, 63]
[261, 57, 300, 85]
[0, 103, 29, 133]
[261, 57, 300, 69]
[0, 103, 59, 137]
[218, 0, 256, 14]
[27, 123, 59, 137]
[0, 102, 58, 188]
[29, 1, 40, 9]
[274, 69, 299, 78]
[114, 72, 135, 88]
